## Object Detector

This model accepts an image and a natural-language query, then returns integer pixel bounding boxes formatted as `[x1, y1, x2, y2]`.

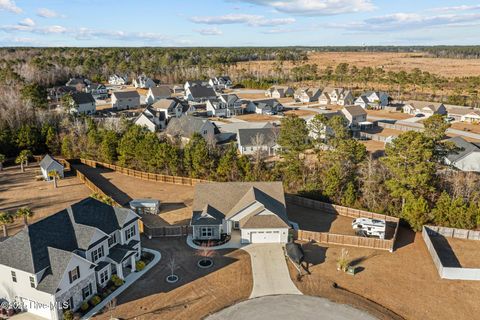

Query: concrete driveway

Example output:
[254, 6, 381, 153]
[243, 244, 302, 298]
[206, 295, 377, 320]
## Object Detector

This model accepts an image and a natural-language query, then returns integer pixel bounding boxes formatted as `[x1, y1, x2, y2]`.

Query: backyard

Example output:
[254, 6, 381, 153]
[93, 237, 252, 320]
[0, 165, 91, 236]
[288, 228, 480, 320]
[430, 235, 480, 268]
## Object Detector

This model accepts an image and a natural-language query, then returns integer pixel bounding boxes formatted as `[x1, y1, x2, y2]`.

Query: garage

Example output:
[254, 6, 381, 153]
[250, 230, 281, 243]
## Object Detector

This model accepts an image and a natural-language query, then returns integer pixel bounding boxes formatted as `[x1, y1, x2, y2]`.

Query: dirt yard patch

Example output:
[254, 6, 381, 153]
[359, 140, 386, 154]
[0, 165, 91, 237]
[363, 127, 404, 138]
[72, 164, 194, 226]
[451, 122, 480, 134]
[366, 110, 412, 121]
[93, 237, 252, 320]
[235, 114, 279, 122]
[430, 235, 480, 268]
[289, 228, 480, 320]
[235, 92, 266, 100]
[284, 109, 317, 117]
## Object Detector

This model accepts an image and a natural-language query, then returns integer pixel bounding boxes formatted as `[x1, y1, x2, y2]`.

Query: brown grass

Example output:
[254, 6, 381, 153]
[366, 110, 413, 120]
[289, 228, 480, 320]
[451, 122, 480, 134]
[0, 165, 91, 236]
[236, 92, 266, 100]
[359, 140, 386, 153]
[235, 114, 278, 122]
[93, 238, 252, 320]
[284, 109, 317, 117]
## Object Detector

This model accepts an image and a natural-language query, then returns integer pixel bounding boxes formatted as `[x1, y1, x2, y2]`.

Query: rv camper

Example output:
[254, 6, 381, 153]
[352, 217, 386, 239]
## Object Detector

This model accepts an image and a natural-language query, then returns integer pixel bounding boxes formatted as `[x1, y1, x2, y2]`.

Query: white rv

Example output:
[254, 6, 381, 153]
[352, 218, 386, 239]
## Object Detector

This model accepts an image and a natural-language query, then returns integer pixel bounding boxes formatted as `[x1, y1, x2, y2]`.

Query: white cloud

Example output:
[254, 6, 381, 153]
[196, 27, 223, 36]
[37, 8, 63, 18]
[18, 18, 35, 27]
[190, 14, 295, 27]
[431, 4, 480, 13]
[0, 0, 22, 13]
[0, 24, 67, 34]
[327, 12, 480, 32]
[238, 0, 374, 16]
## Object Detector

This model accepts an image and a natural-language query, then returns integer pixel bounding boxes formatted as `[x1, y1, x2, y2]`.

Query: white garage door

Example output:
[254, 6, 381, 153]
[250, 230, 280, 243]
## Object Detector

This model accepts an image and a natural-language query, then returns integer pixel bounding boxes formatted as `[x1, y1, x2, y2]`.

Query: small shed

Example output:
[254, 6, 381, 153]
[129, 199, 160, 215]
[39, 154, 64, 181]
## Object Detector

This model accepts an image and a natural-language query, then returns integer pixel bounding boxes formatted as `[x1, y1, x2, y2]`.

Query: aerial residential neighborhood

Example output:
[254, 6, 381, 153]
[1, 1, 480, 320]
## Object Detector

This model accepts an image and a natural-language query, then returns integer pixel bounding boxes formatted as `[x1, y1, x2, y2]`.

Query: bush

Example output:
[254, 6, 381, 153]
[136, 260, 146, 271]
[80, 302, 89, 312]
[89, 295, 101, 306]
[111, 274, 124, 287]
[63, 310, 74, 320]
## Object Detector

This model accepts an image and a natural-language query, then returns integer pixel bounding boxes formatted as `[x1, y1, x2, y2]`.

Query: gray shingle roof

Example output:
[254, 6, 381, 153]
[113, 91, 140, 99]
[237, 127, 279, 147]
[39, 154, 63, 171]
[149, 86, 171, 97]
[71, 92, 96, 105]
[166, 115, 218, 138]
[343, 105, 367, 117]
[188, 86, 216, 99]
[446, 136, 480, 163]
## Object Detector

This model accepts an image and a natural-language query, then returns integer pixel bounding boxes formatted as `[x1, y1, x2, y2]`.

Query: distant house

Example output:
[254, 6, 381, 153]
[190, 182, 290, 243]
[319, 88, 353, 106]
[341, 105, 368, 130]
[337, 90, 354, 106]
[109, 74, 128, 85]
[247, 99, 283, 115]
[39, 154, 64, 181]
[85, 83, 108, 99]
[65, 77, 91, 91]
[151, 98, 185, 119]
[70, 92, 96, 114]
[237, 126, 280, 156]
[403, 101, 447, 116]
[172, 85, 185, 94]
[318, 92, 332, 105]
[448, 107, 474, 121]
[306, 111, 341, 141]
[111, 91, 141, 110]
[209, 76, 233, 90]
[185, 85, 217, 102]
[355, 91, 390, 109]
[133, 75, 156, 89]
[0, 198, 141, 320]
[445, 137, 480, 172]
[48, 86, 76, 102]
[184, 80, 210, 92]
[265, 86, 294, 99]
[294, 87, 322, 103]
[166, 115, 218, 143]
[461, 110, 480, 123]
[145, 86, 171, 104]
[133, 106, 167, 132]
[206, 94, 243, 117]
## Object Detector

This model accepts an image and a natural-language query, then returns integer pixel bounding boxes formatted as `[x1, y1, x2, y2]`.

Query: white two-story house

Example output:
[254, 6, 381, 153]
[0, 198, 141, 320]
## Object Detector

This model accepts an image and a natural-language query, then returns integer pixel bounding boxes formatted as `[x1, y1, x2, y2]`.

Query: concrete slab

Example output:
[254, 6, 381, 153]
[244, 244, 302, 298]
[206, 295, 377, 320]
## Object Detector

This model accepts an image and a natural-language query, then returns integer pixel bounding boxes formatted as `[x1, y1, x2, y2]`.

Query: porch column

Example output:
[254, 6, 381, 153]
[116, 263, 124, 280]
[131, 255, 136, 272]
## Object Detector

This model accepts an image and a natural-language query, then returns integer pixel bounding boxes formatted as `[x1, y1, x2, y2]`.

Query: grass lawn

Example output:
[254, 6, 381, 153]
[93, 237, 252, 320]
[0, 165, 91, 237]
[366, 110, 413, 120]
[235, 114, 279, 122]
[451, 122, 480, 135]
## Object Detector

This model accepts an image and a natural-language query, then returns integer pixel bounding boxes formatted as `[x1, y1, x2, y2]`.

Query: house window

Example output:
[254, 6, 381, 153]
[125, 225, 136, 241]
[108, 233, 117, 247]
[201, 227, 213, 238]
[68, 266, 80, 283]
[233, 221, 240, 229]
[29, 276, 35, 288]
[82, 283, 93, 300]
[91, 246, 105, 262]
[66, 297, 74, 310]
[11, 271, 16, 283]
[99, 269, 109, 285]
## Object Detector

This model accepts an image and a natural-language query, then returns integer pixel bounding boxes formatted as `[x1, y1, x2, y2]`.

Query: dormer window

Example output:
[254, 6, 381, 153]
[125, 225, 136, 241]
[108, 233, 117, 247]
[68, 266, 80, 284]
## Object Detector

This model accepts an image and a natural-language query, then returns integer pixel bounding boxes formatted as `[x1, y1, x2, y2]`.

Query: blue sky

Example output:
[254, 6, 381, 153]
[1, 0, 480, 46]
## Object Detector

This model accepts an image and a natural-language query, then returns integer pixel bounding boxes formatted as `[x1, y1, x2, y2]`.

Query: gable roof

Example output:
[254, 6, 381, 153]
[39, 154, 63, 171]
[446, 136, 480, 163]
[112, 91, 140, 99]
[166, 115, 218, 138]
[188, 85, 217, 99]
[251, 99, 282, 110]
[149, 86, 171, 98]
[237, 127, 279, 147]
[342, 105, 367, 117]
[71, 92, 96, 105]
[152, 98, 177, 110]
[191, 182, 289, 228]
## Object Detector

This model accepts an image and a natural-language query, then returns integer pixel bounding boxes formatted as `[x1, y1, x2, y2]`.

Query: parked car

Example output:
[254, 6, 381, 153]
[415, 113, 425, 118]
[445, 116, 455, 122]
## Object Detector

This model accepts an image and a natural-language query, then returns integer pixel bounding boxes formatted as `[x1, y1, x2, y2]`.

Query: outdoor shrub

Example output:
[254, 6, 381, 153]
[63, 310, 74, 320]
[136, 260, 146, 271]
[89, 295, 101, 306]
[111, 274, 124, 287]
[336, 248, 350, 273]
[80, 302, 89, 312]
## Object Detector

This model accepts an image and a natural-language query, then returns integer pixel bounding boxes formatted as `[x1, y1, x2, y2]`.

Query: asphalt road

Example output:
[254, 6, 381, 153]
[206, 295, 377, 320]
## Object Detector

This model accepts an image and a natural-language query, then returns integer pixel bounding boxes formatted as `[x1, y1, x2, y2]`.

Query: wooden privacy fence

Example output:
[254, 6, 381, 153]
[287, 194, 399, 252]
[80, 159, 209, 186]
[143, 225, 191, 238]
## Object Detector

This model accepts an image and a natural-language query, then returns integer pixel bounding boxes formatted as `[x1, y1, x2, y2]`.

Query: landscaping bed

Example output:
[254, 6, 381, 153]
[193, 234, 231, 247]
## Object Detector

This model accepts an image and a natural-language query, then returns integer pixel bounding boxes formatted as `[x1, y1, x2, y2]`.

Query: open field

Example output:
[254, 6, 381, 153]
[431, 235, 480, 268]
[366, 110, 413, 121]
[93, 237, 252, 320]
[236, 52, 480, 78]
[284, 109, 317, 117]
[235, 114, 279, 122]
[72, 164, 194, 226]
[451, 122, 480, 135]
[289, 228, 480, 320]
[0, 165, 91, 237]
